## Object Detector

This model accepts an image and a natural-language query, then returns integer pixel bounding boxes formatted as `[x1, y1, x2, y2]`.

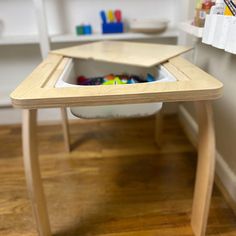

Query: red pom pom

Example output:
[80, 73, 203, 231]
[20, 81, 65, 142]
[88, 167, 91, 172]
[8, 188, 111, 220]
[76, 76, 87, 85]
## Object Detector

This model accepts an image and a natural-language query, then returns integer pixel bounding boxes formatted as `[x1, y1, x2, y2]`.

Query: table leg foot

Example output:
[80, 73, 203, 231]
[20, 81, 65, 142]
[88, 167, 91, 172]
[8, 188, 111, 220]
[191, 101, 215, 236]
[22, 109, 51, 236]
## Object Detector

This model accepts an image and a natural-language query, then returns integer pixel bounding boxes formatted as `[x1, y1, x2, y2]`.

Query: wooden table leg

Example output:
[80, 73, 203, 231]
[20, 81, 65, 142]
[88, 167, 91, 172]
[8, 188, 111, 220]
[22, 109, 51, 236]
[191, 101, 215, 236]
[61, 107, 71, 152]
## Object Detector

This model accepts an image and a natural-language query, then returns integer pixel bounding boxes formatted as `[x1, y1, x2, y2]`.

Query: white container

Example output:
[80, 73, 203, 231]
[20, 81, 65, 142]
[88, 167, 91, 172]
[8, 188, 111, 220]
[55, 59, 176, 119]
[202, 14, 218, 45]
[212, 15, 233, 49]
[225, 17, 236, 54]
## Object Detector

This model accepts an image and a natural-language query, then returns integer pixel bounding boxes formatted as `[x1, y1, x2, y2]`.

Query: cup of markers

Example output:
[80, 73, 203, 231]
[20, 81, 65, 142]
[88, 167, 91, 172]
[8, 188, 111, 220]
[100, 10, 124, 33]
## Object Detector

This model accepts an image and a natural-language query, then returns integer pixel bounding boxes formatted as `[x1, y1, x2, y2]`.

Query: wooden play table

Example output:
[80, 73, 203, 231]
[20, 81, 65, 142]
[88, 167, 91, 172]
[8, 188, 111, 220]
[11, 41, 223, 236]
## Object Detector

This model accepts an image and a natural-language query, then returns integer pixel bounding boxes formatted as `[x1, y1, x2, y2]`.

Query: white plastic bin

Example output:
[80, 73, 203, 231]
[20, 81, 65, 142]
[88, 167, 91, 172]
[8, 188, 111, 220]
[55, 58, 176, 119]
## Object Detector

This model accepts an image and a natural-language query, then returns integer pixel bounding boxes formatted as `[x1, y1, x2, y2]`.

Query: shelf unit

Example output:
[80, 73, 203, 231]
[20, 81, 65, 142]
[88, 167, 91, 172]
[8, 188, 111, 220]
[0, 0, 191, 121]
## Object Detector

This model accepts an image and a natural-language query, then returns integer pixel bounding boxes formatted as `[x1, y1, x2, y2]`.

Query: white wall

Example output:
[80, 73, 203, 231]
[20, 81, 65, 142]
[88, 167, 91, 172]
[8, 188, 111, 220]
[0, 0, 179, 37]
[0, 0, 37, 36]
[44, 0, 178, 34]
[183, 42, 236, 176]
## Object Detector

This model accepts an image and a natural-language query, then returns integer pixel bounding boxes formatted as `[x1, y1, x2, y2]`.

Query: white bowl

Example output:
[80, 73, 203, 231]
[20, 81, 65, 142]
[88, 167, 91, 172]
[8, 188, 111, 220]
[129, 19, 169, 34]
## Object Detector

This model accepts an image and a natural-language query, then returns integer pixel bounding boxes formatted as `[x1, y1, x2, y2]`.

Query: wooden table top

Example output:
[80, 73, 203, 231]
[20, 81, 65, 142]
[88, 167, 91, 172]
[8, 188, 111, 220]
[10, 42, 223, 109]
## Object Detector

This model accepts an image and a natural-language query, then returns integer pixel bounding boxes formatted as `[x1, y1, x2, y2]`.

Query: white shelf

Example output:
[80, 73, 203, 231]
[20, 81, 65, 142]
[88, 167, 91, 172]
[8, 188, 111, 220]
[179, 17, 236, 55]
[0, 89, 11, 107]
[0, 29, 179, 45]
[0, 35, 39, 45]
[50, 28, 179, 43]
[179, 22, 203, 38]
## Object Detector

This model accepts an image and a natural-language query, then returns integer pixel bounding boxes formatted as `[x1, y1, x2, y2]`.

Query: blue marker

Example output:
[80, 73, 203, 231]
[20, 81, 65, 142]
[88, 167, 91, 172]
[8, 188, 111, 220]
[146, 73, 155, 82]
[100, 10, 107, 24]
[127, 78, 136, 84]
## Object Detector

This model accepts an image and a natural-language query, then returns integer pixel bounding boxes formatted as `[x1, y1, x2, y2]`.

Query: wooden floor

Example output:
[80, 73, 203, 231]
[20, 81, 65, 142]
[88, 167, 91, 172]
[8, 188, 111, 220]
[0, 115, 236, 236]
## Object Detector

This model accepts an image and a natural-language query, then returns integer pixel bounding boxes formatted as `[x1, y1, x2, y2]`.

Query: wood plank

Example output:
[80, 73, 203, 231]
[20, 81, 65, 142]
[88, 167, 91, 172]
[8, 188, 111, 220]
[191, 102, 215, 236]
[52, 41, 192, 67]
[22, 109, 51, 236]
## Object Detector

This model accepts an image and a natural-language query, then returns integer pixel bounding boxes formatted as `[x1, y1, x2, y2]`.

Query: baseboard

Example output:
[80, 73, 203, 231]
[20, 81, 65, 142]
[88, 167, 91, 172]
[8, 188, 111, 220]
[178, 104, 236, 210]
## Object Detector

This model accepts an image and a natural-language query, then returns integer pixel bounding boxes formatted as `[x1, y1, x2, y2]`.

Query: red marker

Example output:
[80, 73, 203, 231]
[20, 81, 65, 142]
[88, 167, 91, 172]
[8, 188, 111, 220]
[115, 10, 122, 23]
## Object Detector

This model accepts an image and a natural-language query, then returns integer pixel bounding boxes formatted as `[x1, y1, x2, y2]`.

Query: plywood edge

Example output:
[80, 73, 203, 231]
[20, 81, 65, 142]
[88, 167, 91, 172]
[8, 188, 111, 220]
[10, 85, 223, 109]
